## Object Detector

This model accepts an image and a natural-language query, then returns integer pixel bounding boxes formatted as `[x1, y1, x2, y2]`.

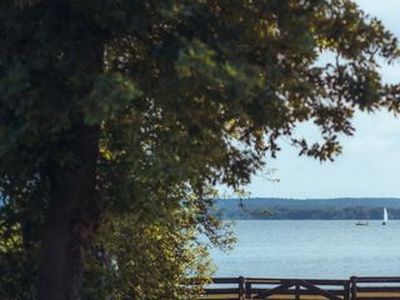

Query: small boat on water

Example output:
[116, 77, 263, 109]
[355, 221, 368, 226]
[355, 207, 368, 226]
[383, 207, 388, 225]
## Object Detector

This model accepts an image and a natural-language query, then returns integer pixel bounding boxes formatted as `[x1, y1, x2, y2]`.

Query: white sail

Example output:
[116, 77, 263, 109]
[383, 207, 388, 223]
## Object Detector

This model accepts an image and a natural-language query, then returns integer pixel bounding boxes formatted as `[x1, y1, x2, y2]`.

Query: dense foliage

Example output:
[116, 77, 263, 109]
[1, 195, 234, 299]
[82, 208, 233, 300]
[1, 0, 399, 299]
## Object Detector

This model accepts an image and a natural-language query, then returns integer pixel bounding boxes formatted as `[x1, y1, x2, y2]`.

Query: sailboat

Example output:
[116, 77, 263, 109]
[355, 207, 368, 226]
[355, 220, 368, 226]
[382, 207, 388, 225]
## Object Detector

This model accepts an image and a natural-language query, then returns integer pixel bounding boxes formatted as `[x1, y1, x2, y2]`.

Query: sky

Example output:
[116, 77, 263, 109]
[243, 0, 400, 199]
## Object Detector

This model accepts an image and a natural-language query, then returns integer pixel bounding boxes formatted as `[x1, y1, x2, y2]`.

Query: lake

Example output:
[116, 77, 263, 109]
[210, 220, 400, 279]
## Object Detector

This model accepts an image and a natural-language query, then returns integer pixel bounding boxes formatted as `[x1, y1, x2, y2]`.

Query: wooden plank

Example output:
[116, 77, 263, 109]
[350, 276, 357, 300]
[212, 277, 240, 284]
[204, 288, 239, 295]
[245, 282, 252, 299]
[357, 287, 400, 292]
[245, 278, 347, 285]
[355, 277, 400, 283]
[295, 281, 300, 300]
[250, 288, 345, 296]
[239, 276, 245, 300]
[298, 280, 342, 300]
[344, 281, 350, 300]
[244, 278, 284, 284]
[254, 281, 295, 299]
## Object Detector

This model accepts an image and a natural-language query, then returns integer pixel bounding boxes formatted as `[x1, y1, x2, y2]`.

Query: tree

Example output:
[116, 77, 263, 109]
[1, 0, 399, 299]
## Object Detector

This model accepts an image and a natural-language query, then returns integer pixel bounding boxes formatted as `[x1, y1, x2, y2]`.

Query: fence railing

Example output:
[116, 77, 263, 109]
[199, 276, 400, 300]
[351, 276, 400, 300]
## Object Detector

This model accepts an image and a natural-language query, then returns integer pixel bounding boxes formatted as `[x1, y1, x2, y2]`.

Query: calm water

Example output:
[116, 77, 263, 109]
[210, 220, 400, 279]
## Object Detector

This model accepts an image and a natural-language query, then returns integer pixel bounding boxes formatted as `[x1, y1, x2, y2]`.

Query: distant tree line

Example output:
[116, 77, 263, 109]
[215, 207, 399, 220]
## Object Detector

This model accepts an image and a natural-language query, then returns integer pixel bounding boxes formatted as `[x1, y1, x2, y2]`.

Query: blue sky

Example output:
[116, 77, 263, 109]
[244, 0, 400, 199]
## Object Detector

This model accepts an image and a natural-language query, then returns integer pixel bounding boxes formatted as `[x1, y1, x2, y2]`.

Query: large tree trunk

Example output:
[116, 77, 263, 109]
[37, 122, 99, 300]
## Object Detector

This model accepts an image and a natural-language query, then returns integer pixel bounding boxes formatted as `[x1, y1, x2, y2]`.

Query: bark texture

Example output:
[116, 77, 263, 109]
[37, 122, 99, 300]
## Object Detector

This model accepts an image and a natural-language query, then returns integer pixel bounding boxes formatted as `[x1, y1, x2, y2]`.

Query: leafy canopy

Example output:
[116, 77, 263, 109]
[1, 0, 399, 299]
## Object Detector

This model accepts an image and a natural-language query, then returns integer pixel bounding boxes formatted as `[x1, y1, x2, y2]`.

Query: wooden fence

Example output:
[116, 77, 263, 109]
[198, 276, 400, 300]
[351, 277, 400, 300]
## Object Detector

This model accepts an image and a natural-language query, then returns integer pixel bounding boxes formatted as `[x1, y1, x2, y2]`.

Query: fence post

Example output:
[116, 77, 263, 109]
[239, 276, 245, 300]
[295, 280, 300, 300]
[245, 281, 252, 299]
[350, 276, 357, 300]
[344, 280, 350, 300]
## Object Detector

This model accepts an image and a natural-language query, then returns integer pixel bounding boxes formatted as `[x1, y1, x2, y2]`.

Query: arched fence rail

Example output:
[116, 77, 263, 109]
[197, 276, 400, 300]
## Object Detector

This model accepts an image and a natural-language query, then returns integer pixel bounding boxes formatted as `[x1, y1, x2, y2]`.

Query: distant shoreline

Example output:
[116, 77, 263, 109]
[213, 197, 400, 220]
[219, 218, 400, 221]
